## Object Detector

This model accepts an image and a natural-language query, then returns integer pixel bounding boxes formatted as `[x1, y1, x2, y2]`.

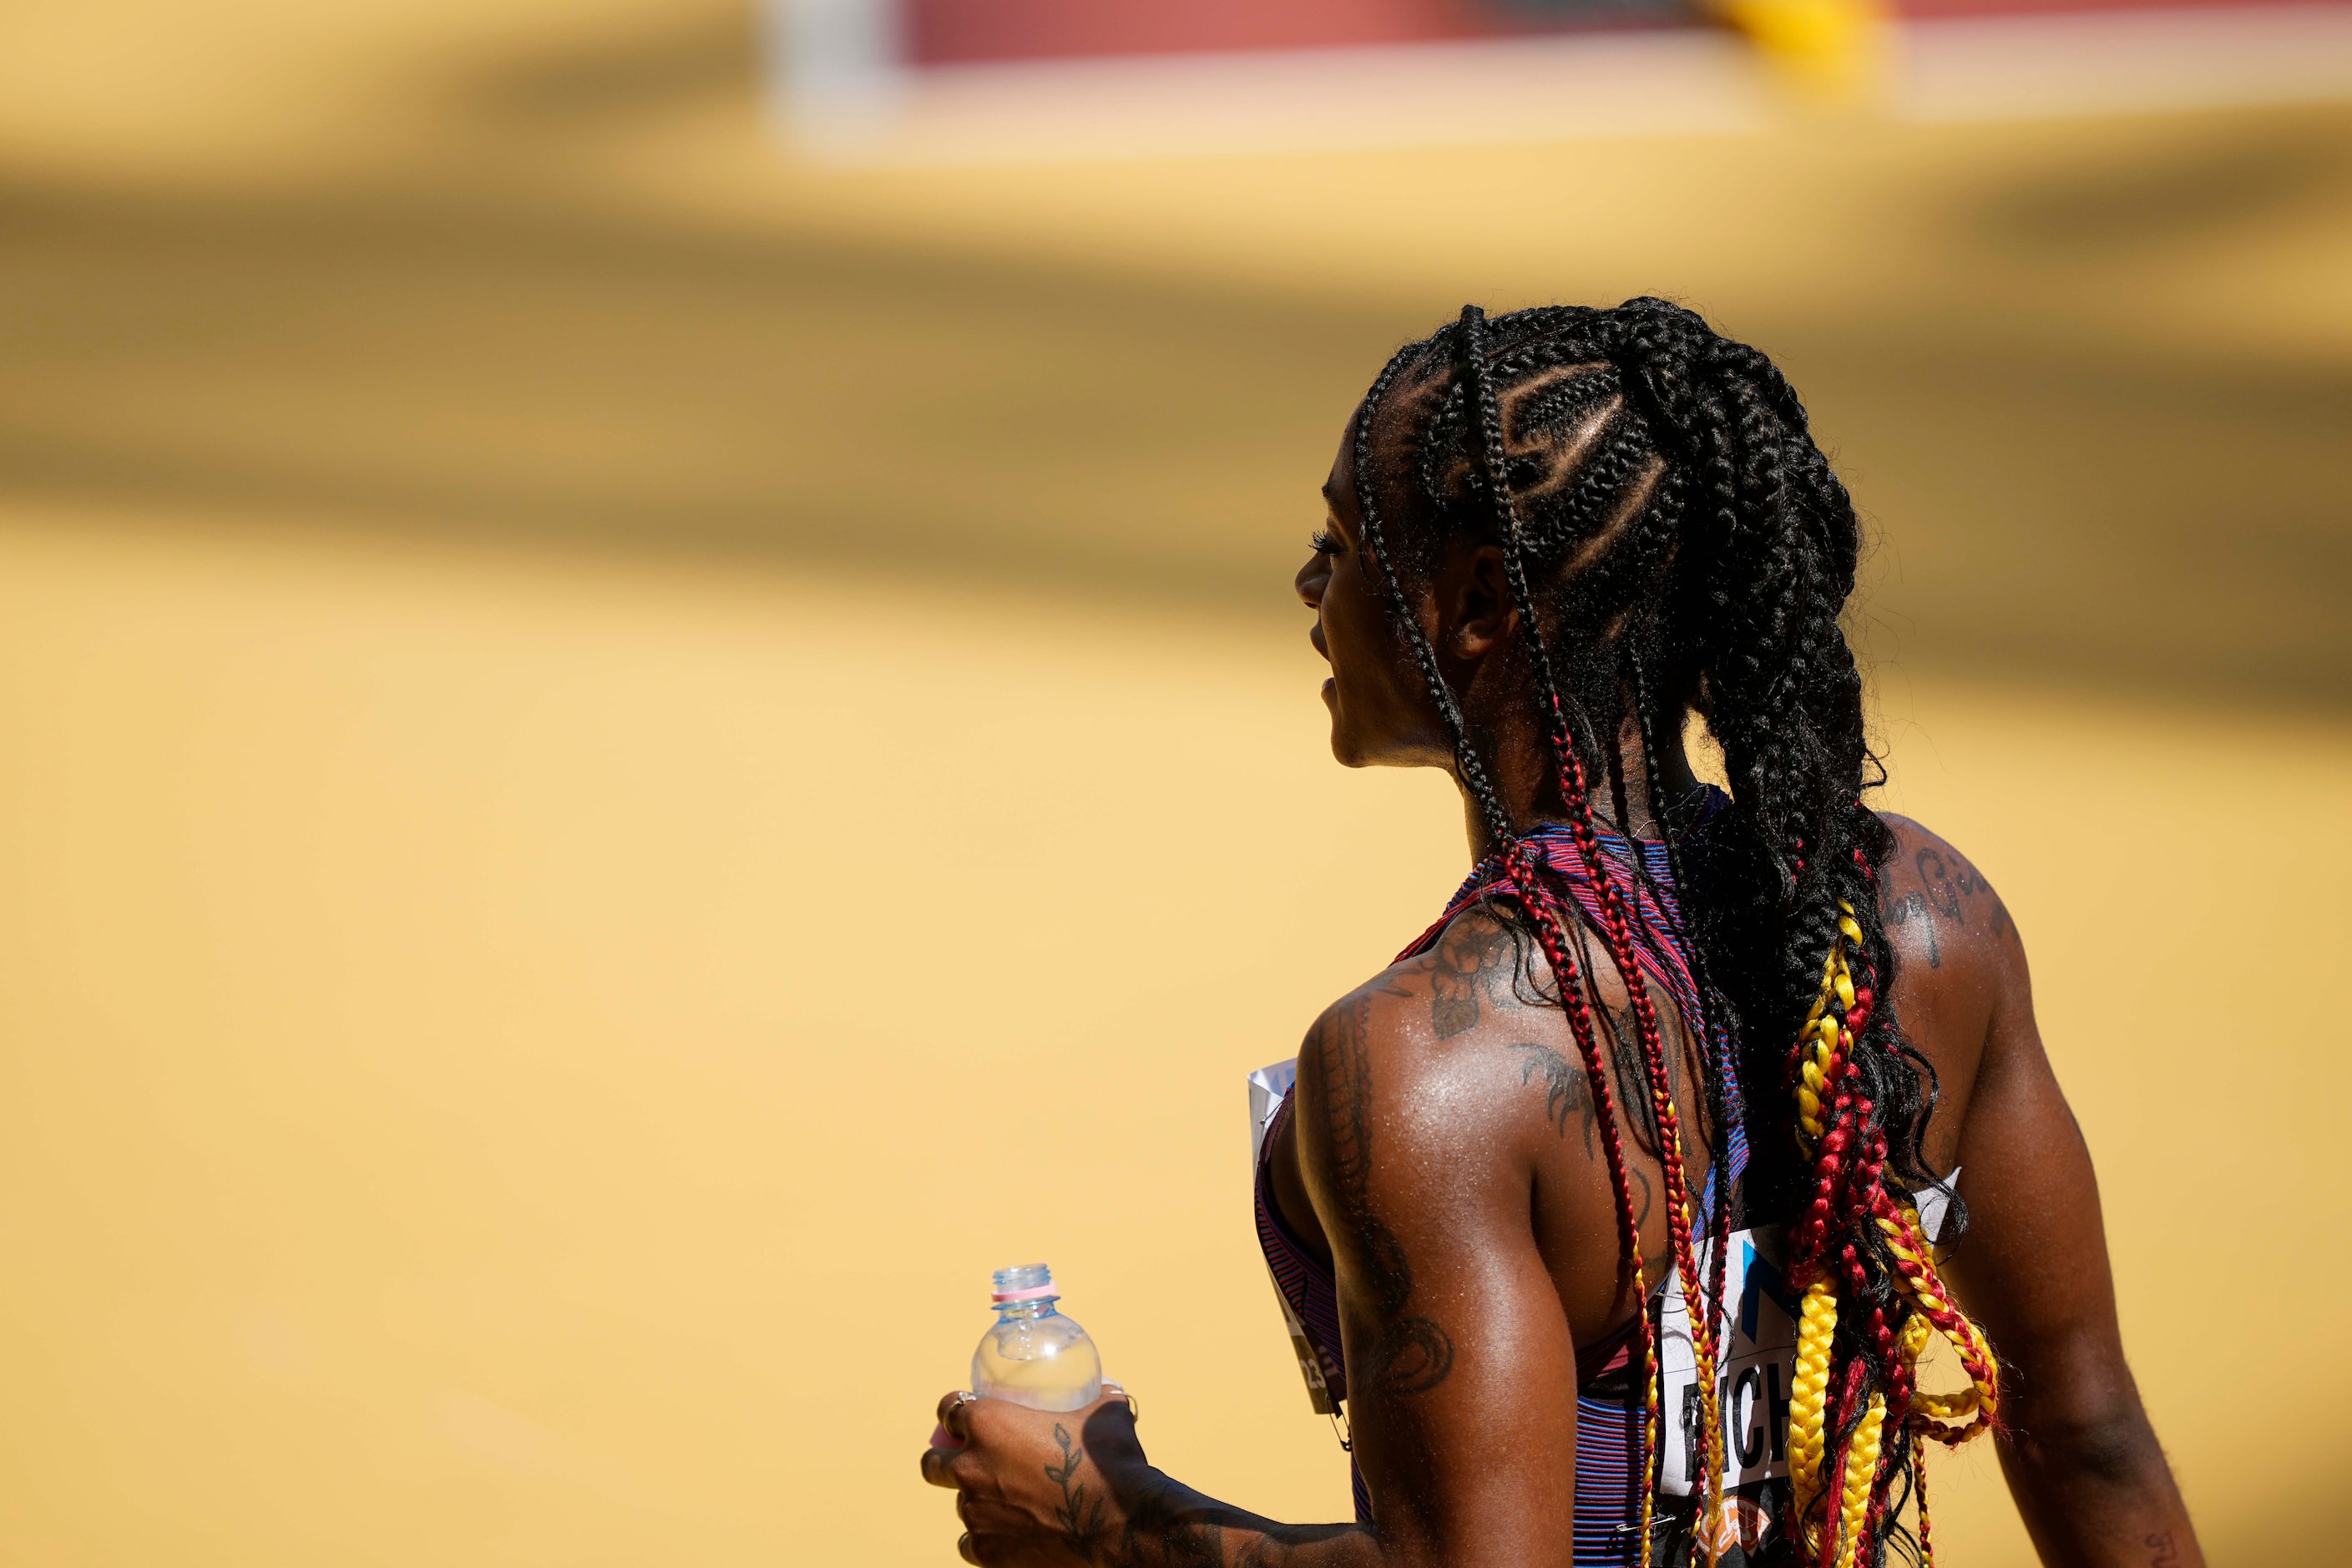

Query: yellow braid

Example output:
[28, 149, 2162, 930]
[1832, 1394, 1887, 1568]
[1785, 902, 2001, 1567]
[1788, 1280, 1838, 1530]
[1632, 1252, 1657, 1558]
[1912, 1439, 1935, 1563]
[1878, 1203, 2000, 1436]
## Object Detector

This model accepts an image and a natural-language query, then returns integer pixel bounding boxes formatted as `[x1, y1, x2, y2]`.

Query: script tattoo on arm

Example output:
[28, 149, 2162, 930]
[1313, 998, 1455, 1397]
[1886, 889, 1941, 968]
[1429, 914, 1517, 1039]
[1886, 842, 2013, 969]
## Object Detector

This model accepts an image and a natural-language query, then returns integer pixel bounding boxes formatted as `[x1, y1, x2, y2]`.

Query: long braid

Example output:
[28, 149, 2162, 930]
[1352, 331, 1654, 1358]
[1628, 641, 1740, 1509]
[1352, 298, 1998, 1565]
[1454, 305, 1729, 1551]
[1349, 342, 1515, 849]
[1356, 324, 1672, 1545]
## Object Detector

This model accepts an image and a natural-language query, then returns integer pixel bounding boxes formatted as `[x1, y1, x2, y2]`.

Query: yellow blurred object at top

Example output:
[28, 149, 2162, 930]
[1715, 0, 1891, 106]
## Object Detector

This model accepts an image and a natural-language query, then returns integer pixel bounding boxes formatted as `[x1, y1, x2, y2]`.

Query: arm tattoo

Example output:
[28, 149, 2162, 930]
[1046, 1424, 1108, 1561]
[1234, 1524, 1365, 1567]
[1116, 1478, 1361, 1568]
[1935, 844, 2013, 936]
[1313, 999, 1455, 1396]
[1887, 890, 1942, 968]
[1888, 842, 2013, 968]
[1116, 1473, 1222, 1568]
[1511, 1041, 1596, 1156]
[1429, 914, 1516, 1039]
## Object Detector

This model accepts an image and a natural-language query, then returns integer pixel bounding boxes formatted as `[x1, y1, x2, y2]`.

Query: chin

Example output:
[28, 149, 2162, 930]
[1327, 726, 1376, 769]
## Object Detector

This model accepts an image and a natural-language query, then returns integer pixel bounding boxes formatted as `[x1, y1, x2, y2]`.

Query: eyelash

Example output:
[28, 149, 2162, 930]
[1310, 528, 1343, 555]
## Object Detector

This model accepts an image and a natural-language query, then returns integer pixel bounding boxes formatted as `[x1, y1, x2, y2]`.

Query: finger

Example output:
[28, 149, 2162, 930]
[960, 1530, 1018, 1567]
[955, 1495, 1027, 1537]
[935, 1390, 979, 1443]
[918, 1442, 970, 1490]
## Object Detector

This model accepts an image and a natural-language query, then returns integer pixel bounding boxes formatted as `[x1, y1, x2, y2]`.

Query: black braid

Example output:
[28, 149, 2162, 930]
[1627, 640, 1737, 1381]
[1455, 306, 1583, 783]
[1350, 298, 1943, 1564]
[1348, 339, 1517, 852]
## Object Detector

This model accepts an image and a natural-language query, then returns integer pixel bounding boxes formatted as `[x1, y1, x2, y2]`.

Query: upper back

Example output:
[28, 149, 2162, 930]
[1272, 812, 2030, 1353]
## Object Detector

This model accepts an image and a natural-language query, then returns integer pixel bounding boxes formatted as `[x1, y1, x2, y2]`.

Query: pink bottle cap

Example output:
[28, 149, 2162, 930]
[990, 1282, 1059, 1303]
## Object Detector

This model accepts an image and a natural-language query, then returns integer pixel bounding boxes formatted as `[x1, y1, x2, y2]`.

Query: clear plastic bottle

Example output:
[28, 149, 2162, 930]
[971, 1264, 1103, 1412]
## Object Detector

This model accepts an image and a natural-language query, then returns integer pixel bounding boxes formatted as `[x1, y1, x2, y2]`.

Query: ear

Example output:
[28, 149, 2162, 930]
[1434, 543, 1516, 665]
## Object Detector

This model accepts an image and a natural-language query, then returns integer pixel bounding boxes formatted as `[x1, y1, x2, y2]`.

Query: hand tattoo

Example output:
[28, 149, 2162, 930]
[1046, 1424, 1107, 1560]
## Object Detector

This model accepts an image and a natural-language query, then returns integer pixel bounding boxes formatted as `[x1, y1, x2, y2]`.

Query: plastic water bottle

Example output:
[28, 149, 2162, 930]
[972, 1264, 1102, 1412]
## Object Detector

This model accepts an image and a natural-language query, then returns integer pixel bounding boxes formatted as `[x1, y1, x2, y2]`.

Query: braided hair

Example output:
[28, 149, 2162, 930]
[1346, 301, 1999, 1567]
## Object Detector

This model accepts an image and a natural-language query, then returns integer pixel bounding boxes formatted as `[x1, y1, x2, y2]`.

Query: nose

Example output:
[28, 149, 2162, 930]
[1295, 556, 1325, 608]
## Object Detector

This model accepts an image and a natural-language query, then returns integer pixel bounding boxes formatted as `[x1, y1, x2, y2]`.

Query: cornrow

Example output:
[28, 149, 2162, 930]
[1350, 297, 1998, 1566]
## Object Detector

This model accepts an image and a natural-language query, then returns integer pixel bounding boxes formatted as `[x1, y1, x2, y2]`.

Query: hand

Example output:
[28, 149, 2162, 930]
[919, 1384, 1146, 1566]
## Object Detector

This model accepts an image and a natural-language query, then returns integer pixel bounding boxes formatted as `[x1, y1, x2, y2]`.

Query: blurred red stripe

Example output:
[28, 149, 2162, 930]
[908, 0, 2345, 65]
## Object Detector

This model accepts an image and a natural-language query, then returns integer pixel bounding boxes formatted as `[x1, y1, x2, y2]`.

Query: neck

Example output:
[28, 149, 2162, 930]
[1459, 708, 1705, 865]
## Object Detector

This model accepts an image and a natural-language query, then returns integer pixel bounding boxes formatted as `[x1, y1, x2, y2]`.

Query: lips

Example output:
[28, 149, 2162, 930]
[1310, 624, 1329, 661]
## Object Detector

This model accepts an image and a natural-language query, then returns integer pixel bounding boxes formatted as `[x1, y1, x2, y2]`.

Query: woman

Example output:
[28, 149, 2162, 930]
[921, 300, 2202, 1567]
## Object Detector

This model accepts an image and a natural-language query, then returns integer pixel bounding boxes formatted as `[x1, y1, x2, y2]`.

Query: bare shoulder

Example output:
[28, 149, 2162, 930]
[1874, 813, 2027, 981]
[1871, 816, 2036, 1151]
[1293, 903, 1631, 1182]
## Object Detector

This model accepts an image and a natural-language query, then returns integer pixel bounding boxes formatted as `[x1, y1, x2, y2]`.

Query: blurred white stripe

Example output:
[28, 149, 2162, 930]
[1903, 3, 2352, 120]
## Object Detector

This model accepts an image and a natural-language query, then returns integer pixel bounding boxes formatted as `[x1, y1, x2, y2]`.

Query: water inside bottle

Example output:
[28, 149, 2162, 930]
[972, 1263, 1102, 1413]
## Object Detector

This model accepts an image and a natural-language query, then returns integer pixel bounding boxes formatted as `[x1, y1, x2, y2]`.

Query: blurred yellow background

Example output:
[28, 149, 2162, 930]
[1, 2, 2347, 1565]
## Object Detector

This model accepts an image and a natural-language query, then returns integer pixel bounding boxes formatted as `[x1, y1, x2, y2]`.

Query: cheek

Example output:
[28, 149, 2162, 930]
[1328, 569, 1405, 693]
[1324, 567, 1375, 659]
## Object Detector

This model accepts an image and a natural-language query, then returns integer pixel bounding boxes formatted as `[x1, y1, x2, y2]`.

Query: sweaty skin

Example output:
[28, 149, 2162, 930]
[920, 420, 2203, 1568]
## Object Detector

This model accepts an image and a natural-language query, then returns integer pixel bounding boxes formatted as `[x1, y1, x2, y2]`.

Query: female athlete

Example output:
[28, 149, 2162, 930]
[921, 299, 2203, 1568]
